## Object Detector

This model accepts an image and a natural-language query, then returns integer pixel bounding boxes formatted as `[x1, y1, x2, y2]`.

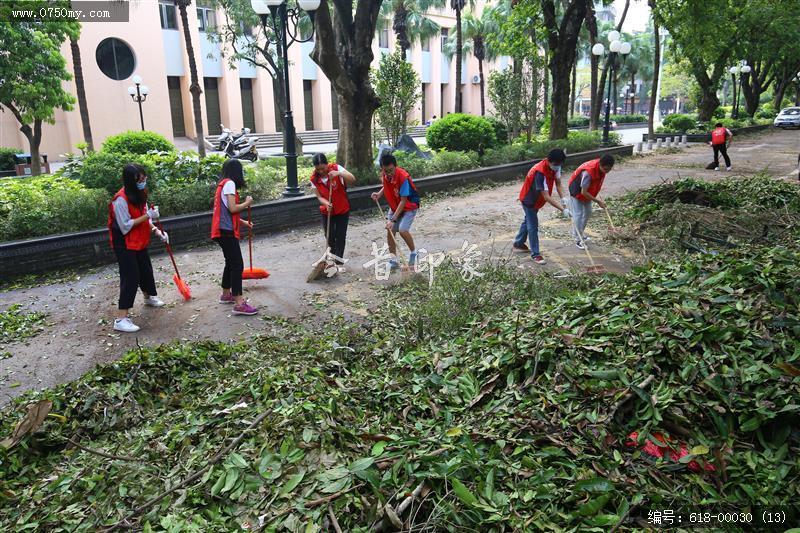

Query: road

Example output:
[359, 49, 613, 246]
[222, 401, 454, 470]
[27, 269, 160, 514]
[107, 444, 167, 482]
[1, 128, 797, 404]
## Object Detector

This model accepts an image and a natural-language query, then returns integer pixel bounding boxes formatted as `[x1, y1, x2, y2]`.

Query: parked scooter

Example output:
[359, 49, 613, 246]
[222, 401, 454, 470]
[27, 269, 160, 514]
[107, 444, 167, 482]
[218, 124, 258, 161]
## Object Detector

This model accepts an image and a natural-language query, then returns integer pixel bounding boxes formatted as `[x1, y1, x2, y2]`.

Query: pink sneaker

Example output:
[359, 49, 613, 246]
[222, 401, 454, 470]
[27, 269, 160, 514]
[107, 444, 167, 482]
[233, 301, 258, 316]
[219, 292, 235, 304]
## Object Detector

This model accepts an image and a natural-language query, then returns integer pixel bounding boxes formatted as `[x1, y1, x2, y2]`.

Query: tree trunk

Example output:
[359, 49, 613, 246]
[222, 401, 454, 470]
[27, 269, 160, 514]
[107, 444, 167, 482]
[177, 0, 206, 157]
[612, 71, 618, 116]
[478, 59, 485, 116]
[795, 83, 800, 107]
[543, 43, 549, 114]
[570, 59, 577, 117]
[630, 71, 635, 113]
[542, 0, 588, 140]
[697, 87, 720, 122]
[585, 3, 599, 129]
[455, 6, 463, 113]
[310, 1, 382, 173]
[70, 37, 94, 151]
[393, 4, 410, 55]
[19, 121, 43, 176]
[647, 5, 660, 137]
[773, 80, 788, 111]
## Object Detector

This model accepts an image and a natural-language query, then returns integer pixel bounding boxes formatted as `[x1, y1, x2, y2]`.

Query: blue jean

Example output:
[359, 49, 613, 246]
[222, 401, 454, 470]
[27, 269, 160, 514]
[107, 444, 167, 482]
[514, 204, 540, 256]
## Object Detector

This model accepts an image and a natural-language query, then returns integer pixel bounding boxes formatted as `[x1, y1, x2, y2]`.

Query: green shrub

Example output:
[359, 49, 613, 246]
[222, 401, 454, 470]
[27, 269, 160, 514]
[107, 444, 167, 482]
[481, 130, 614, 167]
[426, 113, 497, 154]
[0, 176, 108, 241]
[611, 113, 647, 124]
[567, 116, 590, 128]
[480, 144, 531, 167]
[0, 147, 23, 172]
[755, 106, 777, 119]
[102, 131, 175, 155]
[392, 151, 431, 179]
[712, 107, 726, 119]
[62, 151, 151, 194]
[485, 116, 509, 144]
[429, 150, 480, 175]
[661, 114, 697, 132]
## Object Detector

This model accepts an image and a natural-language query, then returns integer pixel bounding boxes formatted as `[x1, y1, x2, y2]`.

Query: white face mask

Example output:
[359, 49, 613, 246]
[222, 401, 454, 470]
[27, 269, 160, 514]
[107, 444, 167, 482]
[136, 180, 147, 190]
[550, 164, 562, 172]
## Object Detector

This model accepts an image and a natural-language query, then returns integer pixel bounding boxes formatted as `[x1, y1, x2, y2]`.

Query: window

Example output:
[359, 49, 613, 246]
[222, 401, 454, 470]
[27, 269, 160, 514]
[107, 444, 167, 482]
[303, 80, 315, 131]
[197, 2, 216, 32]
[440, 28, 449, 52]
[95, 38, 135, 81]
[378, 20, 389, 49]
[422, 36, 430, 52]
[159, 1, 176, 30]
[167, 77, 186, 137]
[204, 78, 221, 135]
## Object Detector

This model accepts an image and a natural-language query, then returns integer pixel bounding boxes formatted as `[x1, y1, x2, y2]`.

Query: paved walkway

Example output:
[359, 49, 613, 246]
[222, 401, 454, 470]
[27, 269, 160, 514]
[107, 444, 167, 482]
[1, 128, 797, 404]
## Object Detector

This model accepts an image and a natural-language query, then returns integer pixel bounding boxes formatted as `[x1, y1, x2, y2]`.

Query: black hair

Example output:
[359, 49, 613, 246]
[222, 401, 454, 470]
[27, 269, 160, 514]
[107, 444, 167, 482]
[547, 148, 566, 164]
[222, 158, 246, 189]
[714, 122, 724, 128]
[599, 154, 615, 167]
[312, 153, 328, 166]
[122, 163, 147, 207]
[380, 153, 397, 167]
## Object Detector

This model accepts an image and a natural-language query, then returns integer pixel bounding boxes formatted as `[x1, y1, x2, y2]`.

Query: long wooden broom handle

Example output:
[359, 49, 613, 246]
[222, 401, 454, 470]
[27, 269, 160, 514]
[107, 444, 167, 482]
[247, 205, 254, 271]
[374, 198, 400, 249]
[603, 203, 616, 229]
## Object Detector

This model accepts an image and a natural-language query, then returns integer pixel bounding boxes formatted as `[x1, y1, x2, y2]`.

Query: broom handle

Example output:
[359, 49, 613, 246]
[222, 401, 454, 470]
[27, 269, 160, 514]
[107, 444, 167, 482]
[569, 213, 597, 267]
[603, 203, 616, 229]
[325, 183, 333, 248]
[247, 206, 254, 271]
[374, 198, 400, 249]
[154, 218, 181, 279]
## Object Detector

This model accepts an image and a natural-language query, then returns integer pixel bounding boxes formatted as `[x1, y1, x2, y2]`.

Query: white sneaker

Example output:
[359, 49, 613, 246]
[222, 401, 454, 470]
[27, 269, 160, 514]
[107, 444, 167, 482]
[714, 167, 720, 171]
[726, 167, 732, 171]
[582, 235, 591, 242]
[113, 317, 140, 333]
[576, 241, 586, 250]
[144, 296, 165, 307]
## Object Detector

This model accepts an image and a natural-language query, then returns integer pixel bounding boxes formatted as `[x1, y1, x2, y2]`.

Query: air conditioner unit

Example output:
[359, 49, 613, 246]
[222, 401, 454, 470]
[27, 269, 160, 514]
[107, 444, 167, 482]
[471, 74, 481, 84]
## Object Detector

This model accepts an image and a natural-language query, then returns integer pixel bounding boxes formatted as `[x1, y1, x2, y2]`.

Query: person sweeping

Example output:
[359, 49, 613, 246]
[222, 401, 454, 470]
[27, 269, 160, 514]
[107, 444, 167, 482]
[108, 163, 168, 333]
[567, 154, 615, 250]
[512, 148, 569, 265]
[710, 122, 733, 171]
[309, 153, 356, 268]
[371, 153, 421, 269]
[211, 159, 258, 316]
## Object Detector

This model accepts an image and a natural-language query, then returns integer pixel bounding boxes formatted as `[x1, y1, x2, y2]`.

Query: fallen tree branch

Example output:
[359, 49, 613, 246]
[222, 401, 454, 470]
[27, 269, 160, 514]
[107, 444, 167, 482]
[67, 437, 141, 462]
[103, 411, 269, 532]
[328, 505, 343, 533]
[372, 481, 428, 532]
[607, 375, 655, 421]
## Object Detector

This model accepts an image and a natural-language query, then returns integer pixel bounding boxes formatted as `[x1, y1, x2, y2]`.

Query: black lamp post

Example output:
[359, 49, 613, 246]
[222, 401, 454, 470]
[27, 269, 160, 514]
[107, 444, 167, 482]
[592, 31, 631, 145]
[251, 0, 320, 198]
[730, 61, 751, 119]
[127, 75, 149, 131]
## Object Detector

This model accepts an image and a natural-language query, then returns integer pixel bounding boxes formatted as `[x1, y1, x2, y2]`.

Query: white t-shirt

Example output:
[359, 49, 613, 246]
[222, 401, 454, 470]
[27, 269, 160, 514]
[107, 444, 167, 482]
[221, 180, 237, 210]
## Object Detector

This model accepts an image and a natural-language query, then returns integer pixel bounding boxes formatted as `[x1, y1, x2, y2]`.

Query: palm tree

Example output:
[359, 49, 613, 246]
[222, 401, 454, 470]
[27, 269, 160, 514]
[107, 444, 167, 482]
[380, 0, 444, 56]
[619, 31, 654, 114]
[446, 9, 498, 116]
[175, 0, 206, 157]
[450, 0, 476, 113]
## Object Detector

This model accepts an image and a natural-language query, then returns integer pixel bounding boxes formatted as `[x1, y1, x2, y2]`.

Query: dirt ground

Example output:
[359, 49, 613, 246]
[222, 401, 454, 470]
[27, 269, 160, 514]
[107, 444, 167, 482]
[1, 128, 798, 404]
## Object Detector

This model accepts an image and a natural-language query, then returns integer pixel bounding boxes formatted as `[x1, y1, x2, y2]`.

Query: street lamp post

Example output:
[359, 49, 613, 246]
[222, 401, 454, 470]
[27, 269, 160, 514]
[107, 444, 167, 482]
[251, 0, 320, 198]
[592, 31, 632, 145]
[730, 60, 750, 119]
[794, 72, 800, 106]
[127, 75, 149, 131]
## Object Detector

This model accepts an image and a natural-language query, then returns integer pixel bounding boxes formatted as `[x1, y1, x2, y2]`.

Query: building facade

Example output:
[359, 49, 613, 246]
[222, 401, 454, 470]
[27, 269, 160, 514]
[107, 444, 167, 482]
[0, 0, 509, 160]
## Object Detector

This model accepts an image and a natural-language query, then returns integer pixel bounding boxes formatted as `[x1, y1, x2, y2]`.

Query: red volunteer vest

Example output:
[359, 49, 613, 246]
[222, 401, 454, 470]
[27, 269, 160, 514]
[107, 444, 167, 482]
[382, 167, 419, 212]
[711, 127, 728, 145]
[310, 163, 350, 216]
[568, 159, 607, 202]
[108, 189, 151, 251]
[518, 159, 557, 210]
[211, 178, 241, 239]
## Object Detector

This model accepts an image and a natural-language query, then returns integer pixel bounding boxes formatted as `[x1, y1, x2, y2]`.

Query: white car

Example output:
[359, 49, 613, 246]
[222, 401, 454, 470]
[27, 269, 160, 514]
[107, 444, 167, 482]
[773, 107, 800, 129]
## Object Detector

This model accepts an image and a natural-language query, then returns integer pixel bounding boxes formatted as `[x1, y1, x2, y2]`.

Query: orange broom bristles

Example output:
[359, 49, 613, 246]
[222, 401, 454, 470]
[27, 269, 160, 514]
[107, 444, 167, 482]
[173, 273, 192, 301]
[242, 267, 269, 280]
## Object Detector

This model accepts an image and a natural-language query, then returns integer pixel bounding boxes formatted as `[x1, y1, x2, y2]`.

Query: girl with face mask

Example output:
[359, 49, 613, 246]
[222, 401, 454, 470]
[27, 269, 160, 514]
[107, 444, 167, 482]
[107, 163, 168, 332]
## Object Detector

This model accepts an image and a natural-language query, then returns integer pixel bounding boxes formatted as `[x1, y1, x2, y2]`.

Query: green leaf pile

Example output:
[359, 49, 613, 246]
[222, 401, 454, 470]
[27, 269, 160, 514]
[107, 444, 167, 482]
[0, 246, 798, 531]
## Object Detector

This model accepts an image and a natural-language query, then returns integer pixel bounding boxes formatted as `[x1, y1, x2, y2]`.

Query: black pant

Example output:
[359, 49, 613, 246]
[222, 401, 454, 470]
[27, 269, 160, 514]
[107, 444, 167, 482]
[215, 232, 244, 296]
[321, 212, 349, 263]
[114, 247, 157, 310]
[712, 144, 731, 168]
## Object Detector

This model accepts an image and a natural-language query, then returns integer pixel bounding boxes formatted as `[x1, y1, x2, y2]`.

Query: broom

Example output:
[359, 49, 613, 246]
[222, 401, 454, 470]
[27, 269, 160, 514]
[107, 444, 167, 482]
[242, 205, 269, 280]
[373, 198, 409, 271]
[307, 185, 334, 283]
[568, 212, 605, 274]
[152, 217, 192, 301]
